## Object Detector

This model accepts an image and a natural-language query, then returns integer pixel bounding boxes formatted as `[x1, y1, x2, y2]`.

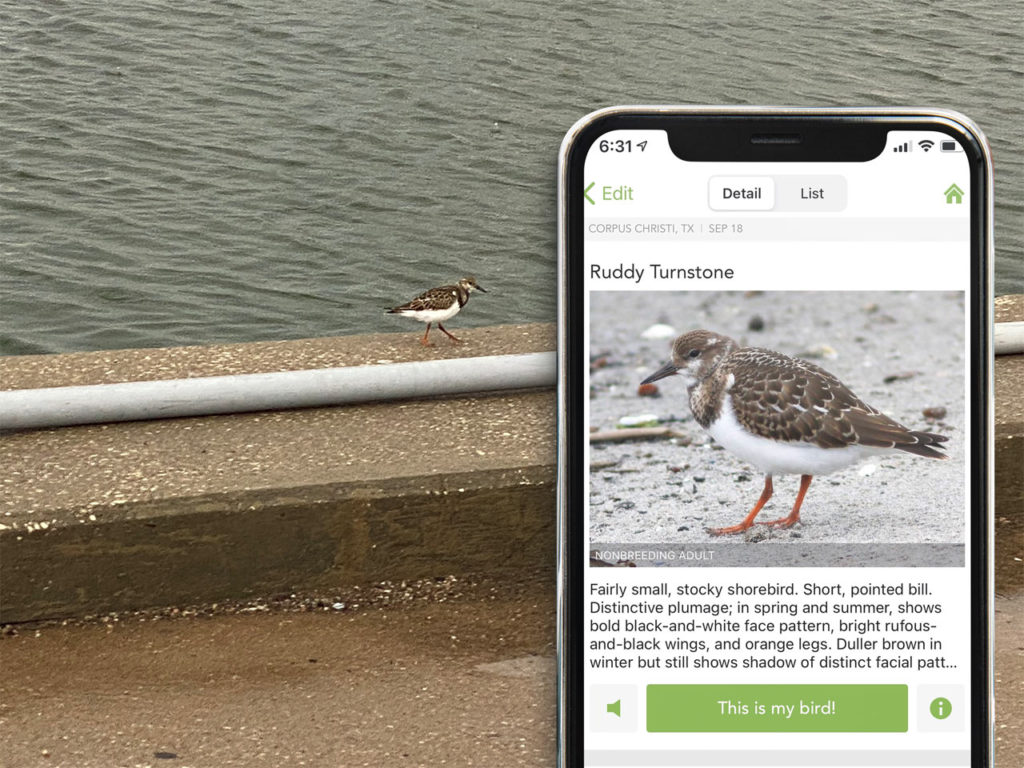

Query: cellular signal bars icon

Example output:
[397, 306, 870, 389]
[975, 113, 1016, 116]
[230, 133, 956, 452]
[893, 141, 912, 153]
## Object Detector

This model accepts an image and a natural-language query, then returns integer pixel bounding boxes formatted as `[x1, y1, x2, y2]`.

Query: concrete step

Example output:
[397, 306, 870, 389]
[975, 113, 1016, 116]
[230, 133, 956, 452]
[1, 324, 556, 623]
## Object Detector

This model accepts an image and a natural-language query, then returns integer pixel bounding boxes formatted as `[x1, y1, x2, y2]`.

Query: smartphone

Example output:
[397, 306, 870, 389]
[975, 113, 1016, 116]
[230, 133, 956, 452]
[557, 108, 992, 767]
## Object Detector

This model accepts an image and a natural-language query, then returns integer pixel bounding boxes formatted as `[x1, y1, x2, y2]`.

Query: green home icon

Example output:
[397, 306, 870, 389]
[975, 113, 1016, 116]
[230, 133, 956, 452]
[944, 183, 964, 204]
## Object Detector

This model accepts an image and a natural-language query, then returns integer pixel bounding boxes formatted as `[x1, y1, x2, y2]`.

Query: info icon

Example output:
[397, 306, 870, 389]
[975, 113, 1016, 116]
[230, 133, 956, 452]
[590, 684, 637, 733]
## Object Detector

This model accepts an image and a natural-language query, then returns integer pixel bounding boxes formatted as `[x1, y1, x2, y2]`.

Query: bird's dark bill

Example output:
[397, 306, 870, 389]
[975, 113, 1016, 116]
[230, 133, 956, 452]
[641, 362, 678, 385]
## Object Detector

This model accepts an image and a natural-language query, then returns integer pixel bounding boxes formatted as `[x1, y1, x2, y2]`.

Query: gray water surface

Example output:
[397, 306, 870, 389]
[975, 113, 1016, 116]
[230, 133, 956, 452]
[2, 0, 1021, 354]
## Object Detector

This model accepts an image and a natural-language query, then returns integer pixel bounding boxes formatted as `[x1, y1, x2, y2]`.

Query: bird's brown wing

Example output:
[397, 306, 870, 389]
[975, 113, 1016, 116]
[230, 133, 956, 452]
[389, 286, 458, 313]
[728, 348, 947, 457]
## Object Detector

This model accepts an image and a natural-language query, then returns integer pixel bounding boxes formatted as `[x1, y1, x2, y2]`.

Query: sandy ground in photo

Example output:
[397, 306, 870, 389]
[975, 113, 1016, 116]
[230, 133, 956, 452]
[588, 290, 966, 563]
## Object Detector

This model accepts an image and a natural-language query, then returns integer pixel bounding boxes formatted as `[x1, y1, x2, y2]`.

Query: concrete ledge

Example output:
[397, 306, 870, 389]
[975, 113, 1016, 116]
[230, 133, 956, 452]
[0, 322, 557, 390]
[0, 324, 555, 623]
[994, 296, 1024, 593]
[1, 464, 554, 623]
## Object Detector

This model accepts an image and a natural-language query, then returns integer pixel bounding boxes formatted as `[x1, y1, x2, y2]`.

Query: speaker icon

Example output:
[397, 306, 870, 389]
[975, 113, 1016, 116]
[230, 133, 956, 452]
[607, 699, 622, 717]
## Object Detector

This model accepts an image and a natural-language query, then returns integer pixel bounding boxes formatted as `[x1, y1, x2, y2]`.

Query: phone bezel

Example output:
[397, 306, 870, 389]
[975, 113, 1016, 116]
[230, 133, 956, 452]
[556, 107, 994, 768]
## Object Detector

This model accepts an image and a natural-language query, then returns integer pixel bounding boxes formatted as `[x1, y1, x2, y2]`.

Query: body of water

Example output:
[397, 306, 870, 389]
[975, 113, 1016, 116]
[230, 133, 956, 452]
[2, 0, 1021, 354]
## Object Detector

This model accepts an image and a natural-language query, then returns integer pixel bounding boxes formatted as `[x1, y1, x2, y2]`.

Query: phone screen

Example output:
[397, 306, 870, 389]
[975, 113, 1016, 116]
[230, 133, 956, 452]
[560, 112, 990, 767]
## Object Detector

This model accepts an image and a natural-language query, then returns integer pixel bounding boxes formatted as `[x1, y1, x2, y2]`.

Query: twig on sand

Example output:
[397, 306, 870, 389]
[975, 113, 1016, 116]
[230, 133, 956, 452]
[589, 427, 691, 444]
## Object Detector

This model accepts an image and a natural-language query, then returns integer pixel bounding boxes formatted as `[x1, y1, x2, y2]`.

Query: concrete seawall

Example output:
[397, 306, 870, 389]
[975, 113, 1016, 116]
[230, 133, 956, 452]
[2, 307, 1022, 622]
[994, 296, 1024, 598]
[1, 323, 556, 623]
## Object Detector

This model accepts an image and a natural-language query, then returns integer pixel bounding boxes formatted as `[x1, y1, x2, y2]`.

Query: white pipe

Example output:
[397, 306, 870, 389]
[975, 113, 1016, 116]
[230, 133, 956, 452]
[994, 321, 1024, 356]
[0, 352, 556, 431]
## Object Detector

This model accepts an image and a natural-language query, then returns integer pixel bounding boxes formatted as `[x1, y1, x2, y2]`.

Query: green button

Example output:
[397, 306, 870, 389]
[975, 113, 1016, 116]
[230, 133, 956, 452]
[930, 696, 952, 720]
[647, 684, 907, 732]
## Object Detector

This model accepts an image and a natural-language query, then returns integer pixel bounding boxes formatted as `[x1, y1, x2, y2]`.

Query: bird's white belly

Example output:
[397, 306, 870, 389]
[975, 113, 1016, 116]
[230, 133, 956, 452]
[705, 396, 884, 476]
[399, 303, 461, 324]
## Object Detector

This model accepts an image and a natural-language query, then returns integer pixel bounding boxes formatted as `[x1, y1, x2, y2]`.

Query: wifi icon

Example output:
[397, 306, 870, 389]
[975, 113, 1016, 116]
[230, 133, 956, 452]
[919, 140, 936, 152]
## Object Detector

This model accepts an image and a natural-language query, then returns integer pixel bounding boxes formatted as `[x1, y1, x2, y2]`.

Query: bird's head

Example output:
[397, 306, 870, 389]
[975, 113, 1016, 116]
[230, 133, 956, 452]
[641, 330, 738, 389]
[459, 276, 487, 293]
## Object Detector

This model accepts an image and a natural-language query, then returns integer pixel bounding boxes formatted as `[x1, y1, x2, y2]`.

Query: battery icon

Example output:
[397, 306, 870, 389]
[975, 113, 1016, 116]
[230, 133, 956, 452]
[940, 140, 961, 152]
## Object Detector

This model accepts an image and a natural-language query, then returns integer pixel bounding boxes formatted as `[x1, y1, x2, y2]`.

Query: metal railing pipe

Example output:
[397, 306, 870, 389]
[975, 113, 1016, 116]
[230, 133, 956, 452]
[0, 351, 556, 431]
[994, 321, 1024, 355]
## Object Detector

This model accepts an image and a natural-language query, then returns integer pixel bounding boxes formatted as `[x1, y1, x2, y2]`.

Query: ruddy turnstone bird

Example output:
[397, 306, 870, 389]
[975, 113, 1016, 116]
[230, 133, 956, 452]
[641, 330, 948, 536]
[386, 276, 487, 346]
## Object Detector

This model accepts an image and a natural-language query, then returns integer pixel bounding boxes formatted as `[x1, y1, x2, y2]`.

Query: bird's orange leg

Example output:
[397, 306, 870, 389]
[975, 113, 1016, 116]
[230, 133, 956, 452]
[437, 323, 462, 344]
[707, 475, 773, 536]
[758, 474, 812, 529]
[420, 323, 433, 346]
